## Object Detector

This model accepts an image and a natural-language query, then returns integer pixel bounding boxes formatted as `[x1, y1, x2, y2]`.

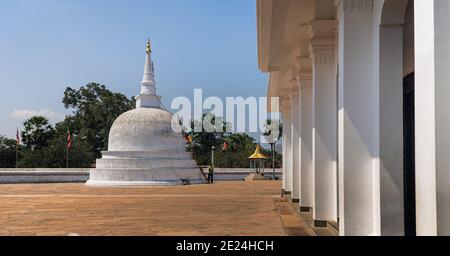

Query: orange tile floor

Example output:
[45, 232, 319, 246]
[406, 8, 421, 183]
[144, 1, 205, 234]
[0, 181, 305, 236]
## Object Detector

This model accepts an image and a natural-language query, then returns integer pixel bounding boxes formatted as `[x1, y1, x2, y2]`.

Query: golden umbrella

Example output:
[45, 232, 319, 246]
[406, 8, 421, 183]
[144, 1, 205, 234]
[249, 144, 268, 174]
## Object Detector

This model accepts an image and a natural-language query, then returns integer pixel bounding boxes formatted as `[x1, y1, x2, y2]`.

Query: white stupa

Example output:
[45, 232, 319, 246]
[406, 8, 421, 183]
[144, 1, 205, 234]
[86, 39, 203, 186]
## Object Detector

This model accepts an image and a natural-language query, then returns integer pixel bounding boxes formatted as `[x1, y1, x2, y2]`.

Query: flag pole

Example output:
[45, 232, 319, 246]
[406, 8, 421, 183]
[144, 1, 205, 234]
[66, 129, 70, 169]
[16, 144, 19, 168]
[223, 141, 228, 168]
[272, 143, 275, 180]
[211, 146, 215, 168]
[15, 127, 19, 168]
[66, 144, 69, 168]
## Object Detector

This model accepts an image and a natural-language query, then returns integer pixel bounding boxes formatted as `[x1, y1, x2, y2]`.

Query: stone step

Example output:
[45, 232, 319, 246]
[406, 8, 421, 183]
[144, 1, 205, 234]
[96, 158, 197, 168]
[101, 151, 193, 159]
[91, 167, 202, 172]
[245, 173, 273, 181]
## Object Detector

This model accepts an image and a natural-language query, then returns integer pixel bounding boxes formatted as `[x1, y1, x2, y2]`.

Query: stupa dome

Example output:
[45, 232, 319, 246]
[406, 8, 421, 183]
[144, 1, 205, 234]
[108, 108, 184, 152]
[86, 39, 202, 186]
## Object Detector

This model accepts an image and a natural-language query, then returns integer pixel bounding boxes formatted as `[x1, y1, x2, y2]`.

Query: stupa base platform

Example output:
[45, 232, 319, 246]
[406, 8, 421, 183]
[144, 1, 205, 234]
[86, 179, 203, 187]
[87, 167, 203, 187]
[87, 150, 204, 187]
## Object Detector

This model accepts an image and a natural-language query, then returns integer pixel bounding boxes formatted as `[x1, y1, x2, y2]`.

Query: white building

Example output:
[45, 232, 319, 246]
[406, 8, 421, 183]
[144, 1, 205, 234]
[257, 0, 450, 236]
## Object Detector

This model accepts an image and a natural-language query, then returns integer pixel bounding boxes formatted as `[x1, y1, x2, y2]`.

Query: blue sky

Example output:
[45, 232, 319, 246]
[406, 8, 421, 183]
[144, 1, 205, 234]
[0, 0, 268, 138]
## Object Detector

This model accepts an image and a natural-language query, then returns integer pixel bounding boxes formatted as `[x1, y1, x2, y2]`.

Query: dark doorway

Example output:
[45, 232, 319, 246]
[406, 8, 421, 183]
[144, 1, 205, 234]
[403, 72, 416, 236]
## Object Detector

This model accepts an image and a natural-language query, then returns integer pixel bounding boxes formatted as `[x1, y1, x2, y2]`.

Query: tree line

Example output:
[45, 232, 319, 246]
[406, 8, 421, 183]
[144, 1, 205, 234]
[184, 114, 282, 168]
[0, 83, 282, 169]
[1, 83, 134, 168]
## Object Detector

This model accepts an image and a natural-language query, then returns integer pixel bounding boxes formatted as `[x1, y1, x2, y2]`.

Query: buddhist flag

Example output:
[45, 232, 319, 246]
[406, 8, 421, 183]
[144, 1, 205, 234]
[223, 141, 228, 151]
[67, 129, 72, 150]
[184, 133, 192, 144]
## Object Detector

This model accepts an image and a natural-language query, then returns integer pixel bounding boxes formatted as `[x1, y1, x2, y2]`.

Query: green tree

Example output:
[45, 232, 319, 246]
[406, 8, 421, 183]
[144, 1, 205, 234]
[12, 83, 133, 168]
[186, 113, 230, 166]
[0, 135, 16, 168]
[184, 113, 270, 168]
[263, 119, 283, 171]
[18, 115, 94, 168]
[214, 133, 257, 168]
[17, 148, 47, 168]
[21, 116, 54, 150]
[62, 83, 134, 158]
[18, 134, 93, 168]
[263, 119, 283, 144]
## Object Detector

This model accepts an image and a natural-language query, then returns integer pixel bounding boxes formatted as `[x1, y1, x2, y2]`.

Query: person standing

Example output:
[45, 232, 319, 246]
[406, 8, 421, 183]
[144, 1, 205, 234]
[208, 165, 214, 184]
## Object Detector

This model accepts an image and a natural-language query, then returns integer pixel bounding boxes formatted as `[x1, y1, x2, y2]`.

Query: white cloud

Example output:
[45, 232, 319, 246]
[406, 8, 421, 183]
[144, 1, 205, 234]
[10, 109, 65, 125]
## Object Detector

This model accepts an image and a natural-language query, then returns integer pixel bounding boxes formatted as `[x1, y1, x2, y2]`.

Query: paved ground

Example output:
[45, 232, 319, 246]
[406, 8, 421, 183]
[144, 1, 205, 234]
[274, 198, 316, 236]
[0, 181, 304, 236]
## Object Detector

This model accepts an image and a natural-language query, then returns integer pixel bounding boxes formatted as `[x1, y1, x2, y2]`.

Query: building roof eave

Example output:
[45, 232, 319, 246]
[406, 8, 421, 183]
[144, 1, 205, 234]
[257, 0, 274, 72]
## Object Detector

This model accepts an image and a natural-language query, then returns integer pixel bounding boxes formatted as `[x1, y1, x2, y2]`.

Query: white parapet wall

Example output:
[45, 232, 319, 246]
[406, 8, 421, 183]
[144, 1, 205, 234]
[0, 168, 283, 184]
[211, 168, 283, 181]
[0, 169, 90, 184]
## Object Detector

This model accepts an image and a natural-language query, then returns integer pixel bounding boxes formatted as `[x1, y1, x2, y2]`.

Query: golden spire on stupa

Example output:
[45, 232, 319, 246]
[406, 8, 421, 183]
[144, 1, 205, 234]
[146, 38, 152, 54]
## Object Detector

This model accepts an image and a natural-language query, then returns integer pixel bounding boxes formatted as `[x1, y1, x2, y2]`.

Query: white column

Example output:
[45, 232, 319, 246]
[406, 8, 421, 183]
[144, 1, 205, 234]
[415, 0, 450, 236]
[281, 115, 287, 191]
[337, 0, 378, 235]
[310, 20, 338, 225]
[282, 103, 293, 194]
[379, 23, 404, 235]
[290, 82, 301, 202]
[299, 73, 314, 210]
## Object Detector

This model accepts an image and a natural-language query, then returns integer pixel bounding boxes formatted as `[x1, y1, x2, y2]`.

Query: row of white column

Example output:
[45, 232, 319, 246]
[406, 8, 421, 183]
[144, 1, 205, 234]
[282, 20, 339, 227]
[281, 0, 450, 236]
